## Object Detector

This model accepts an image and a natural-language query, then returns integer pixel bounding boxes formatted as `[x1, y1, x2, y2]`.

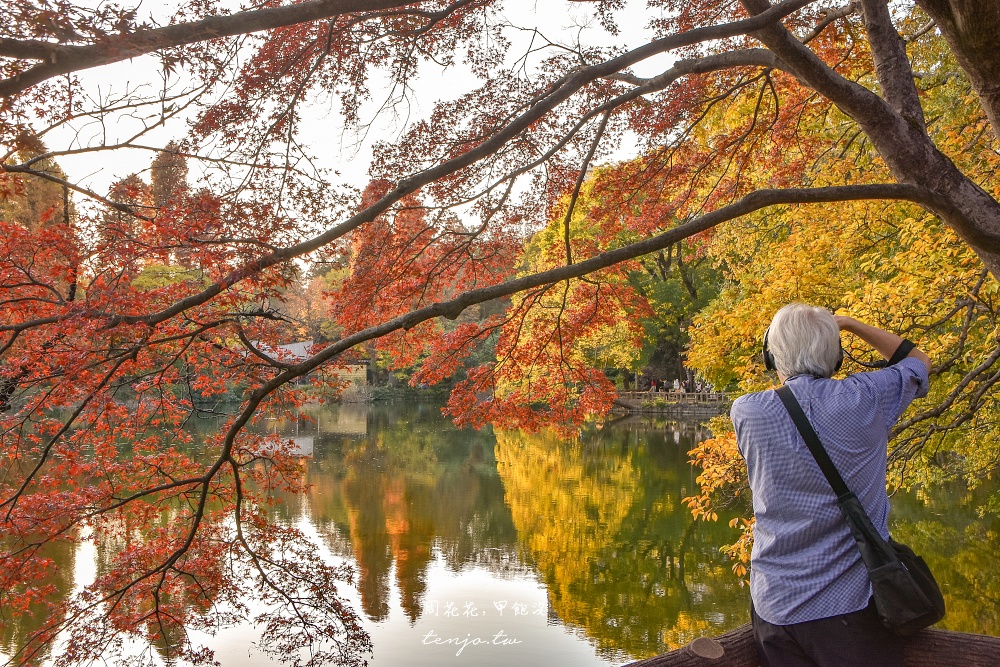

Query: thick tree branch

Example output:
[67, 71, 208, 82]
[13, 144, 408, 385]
[859, 0, 926, 130]
[740, 0, 1000, 277]
[0, 37, 68, 60]
[914, 0, 1000, 141]
[741, 0, 906, 130]
[0, 0, 420, 98]
[801, 1, 857, 43]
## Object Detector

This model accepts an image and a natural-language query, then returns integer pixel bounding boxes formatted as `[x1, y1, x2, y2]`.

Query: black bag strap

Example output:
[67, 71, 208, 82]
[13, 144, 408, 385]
[774, 384, 853, 500]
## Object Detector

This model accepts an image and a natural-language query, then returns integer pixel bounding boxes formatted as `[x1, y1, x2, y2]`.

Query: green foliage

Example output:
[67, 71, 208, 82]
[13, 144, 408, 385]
[131, 264, 207, 290]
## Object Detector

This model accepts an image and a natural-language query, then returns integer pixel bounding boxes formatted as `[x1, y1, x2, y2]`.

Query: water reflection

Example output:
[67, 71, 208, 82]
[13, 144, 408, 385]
[4, 403, 998, 666]
[263, 405, 750, 662]
[891, 481, 1000, 636]
[0, 538, 76, 665]
[496, 419, 749, 659]
[272, 403, 526, 627]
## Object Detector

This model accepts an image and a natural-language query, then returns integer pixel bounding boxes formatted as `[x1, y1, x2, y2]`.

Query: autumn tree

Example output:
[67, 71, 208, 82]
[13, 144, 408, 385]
[680, 17, 1000, 580]
[510, 172, 721, 393]
[1, 149, 73, 233]
[150, 142, 189, 209]
[4, 0, 1000, 664]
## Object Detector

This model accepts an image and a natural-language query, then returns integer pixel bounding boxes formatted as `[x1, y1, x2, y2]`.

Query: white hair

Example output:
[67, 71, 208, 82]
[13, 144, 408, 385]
[768, 303, 841, 378]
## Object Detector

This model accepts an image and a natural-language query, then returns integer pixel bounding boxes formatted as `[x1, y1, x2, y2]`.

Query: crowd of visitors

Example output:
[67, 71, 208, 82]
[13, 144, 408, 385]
[645, 377, 713, 393]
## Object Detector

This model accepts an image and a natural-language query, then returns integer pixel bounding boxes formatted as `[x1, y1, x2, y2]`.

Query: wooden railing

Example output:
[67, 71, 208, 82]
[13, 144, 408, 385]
[623, 623, 1000, 666]
[619, 390, 729, 403]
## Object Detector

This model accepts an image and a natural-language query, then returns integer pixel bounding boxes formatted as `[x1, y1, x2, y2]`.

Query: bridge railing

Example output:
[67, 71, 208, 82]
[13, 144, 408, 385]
[619, 390, 728, 403]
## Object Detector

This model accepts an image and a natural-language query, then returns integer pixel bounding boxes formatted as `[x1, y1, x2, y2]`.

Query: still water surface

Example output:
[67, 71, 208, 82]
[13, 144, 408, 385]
[262, 402, 750, 666]
[4, 401, 999, 666]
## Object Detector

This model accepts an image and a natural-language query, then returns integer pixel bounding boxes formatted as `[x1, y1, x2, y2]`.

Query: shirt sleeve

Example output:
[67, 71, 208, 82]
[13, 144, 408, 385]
[851, 356, 929, 431]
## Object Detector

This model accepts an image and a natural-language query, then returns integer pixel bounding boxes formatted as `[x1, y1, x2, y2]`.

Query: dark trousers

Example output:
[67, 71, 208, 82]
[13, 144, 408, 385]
[751, 599, 905, 667]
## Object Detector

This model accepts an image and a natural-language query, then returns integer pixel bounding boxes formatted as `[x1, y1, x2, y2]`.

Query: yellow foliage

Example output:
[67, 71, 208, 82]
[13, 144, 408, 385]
[680, 22, 1000, 573]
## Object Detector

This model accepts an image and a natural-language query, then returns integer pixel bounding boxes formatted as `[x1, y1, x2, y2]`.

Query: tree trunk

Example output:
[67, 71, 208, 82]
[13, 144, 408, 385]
[916, 1, 1000, 140]
[741, 0, 1000, 281]
[623, 624, 1000, 667]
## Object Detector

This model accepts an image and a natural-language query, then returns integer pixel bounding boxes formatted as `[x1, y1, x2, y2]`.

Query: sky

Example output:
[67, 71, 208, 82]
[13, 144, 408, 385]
[45, 1, 675, 203]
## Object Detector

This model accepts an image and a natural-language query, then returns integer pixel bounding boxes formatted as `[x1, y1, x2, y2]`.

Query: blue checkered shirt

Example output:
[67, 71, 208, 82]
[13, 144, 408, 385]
[731, 357, 929, 625]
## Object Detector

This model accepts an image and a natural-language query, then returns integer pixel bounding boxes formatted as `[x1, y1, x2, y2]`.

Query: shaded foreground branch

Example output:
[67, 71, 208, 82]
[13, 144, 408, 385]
[276, 182, 954, 383]
[0, 0, 420, 97]
[625, 624, 1000, 667]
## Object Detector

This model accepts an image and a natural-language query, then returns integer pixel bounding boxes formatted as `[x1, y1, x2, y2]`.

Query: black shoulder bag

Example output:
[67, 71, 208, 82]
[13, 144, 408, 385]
[774, 384, 945, 636]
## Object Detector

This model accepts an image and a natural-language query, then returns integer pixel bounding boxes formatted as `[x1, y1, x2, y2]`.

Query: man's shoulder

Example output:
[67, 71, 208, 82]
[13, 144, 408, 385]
[731, 389, 777, 420]
[732, 388, 775, 406]
[842, 355, 929, 394]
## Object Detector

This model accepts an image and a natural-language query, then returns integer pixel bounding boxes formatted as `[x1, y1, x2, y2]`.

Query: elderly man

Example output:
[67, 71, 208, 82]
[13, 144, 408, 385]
[731, 303, 931, 667]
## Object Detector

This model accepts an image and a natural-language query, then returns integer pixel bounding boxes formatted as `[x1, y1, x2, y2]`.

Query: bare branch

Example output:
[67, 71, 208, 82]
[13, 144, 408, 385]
[801, 1, 857, 44]
[563, 110, 611, 266]
[2, 163, 153, 220]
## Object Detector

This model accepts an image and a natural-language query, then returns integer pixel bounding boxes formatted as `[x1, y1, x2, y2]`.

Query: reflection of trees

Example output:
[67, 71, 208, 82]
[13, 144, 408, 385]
[265, 403, 751, 650]
[273, 403, 523, 622]
[89, 502, 232, 665]
[343, 458, 394, 621]
[70, 444, 366, 667]
[496, 421, 749, 659]
[0, 537, 76, 665]
[890, 483, 1000, 636]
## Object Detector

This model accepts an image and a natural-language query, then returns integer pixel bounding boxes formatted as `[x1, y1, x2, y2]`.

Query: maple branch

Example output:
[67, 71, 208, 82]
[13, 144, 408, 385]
[2, 163, 153, 220]
[563, 110, 611, 266]
[741, 0, 899, 125]
[235, 327, 299, 371]
[0, 0, 424, 98]
[620, 71, 776, 222]
[277, 183, 955, 382]
[0, 346, 139, 516]
[92, 477, 209, 517]
[91, 2, 813, 331]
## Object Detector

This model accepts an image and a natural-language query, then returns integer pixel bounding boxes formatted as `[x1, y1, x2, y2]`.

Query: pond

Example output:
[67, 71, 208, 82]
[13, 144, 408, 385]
[3, 401, 999, 666]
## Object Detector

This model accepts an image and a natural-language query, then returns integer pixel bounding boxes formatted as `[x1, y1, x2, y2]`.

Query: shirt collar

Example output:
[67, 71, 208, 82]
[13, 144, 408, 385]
[784, 373, 823, 383]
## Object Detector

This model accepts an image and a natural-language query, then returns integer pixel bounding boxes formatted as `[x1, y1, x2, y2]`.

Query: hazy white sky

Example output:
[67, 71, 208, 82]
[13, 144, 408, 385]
[49, 1, 672, 199]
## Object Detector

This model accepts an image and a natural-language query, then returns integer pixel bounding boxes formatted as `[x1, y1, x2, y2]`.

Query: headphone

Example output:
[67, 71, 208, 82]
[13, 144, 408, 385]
[762, 327, 776, 371]
[762, 327, 843, 374]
